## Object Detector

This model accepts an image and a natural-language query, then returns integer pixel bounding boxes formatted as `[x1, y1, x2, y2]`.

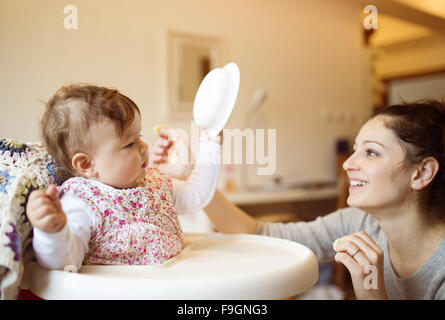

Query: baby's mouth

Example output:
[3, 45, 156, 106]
[142, 161, 148, 168]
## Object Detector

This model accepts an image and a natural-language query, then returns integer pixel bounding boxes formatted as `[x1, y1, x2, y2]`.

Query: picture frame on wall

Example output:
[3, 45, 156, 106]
[167, 31, 224, 118]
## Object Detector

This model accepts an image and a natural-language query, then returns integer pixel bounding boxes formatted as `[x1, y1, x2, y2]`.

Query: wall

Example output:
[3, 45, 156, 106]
[0, 0, 369, 188]
[387, 72, 445, 105]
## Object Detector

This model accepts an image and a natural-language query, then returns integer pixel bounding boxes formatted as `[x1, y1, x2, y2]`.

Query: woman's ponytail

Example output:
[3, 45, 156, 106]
[377, 99, 445, 220]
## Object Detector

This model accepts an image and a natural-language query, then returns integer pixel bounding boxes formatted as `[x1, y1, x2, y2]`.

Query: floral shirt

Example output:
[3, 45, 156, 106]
[59, 168, 183, 265]
[32, 141, 221, 270]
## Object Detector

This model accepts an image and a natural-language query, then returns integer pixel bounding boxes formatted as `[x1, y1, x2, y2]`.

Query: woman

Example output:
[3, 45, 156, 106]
[152, 100, 445, 300]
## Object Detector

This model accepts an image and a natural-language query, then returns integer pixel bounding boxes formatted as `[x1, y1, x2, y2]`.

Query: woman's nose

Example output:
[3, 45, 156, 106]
[342, 152, 358, 172]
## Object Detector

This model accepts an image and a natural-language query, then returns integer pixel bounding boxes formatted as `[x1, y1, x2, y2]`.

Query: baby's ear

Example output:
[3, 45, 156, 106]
[72, 153, 97, 178]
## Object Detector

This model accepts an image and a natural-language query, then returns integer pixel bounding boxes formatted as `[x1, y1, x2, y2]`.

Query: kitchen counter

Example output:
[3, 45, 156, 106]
[225, 184, 340, 206]
[223, 184, 340, 222]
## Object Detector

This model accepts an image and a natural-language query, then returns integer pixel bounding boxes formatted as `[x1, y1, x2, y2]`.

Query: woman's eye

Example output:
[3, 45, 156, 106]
[366, 149, 378, 157]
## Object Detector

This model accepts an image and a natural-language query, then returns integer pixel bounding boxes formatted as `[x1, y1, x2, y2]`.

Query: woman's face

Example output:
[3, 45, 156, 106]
[343, 116, 413, 211]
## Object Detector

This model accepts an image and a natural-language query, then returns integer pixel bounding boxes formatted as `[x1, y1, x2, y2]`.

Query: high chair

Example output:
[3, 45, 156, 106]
[0, 140, 318, 299]
[21, 232, 318, 299]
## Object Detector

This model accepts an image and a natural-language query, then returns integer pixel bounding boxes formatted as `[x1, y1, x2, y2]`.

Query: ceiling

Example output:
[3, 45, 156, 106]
[394, 0, 445, 19]
[369, 13, 433, 47]
[368, 0, 445, 48]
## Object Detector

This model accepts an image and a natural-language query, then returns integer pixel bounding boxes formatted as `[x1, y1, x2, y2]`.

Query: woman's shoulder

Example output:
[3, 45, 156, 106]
[335, 207, 382, 238]
[434, 240, 445, 299]
[333, 206, 371, 222]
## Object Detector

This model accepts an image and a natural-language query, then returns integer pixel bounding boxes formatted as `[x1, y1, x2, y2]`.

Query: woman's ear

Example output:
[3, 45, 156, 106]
[411, 157, 439, 190]
[72, 153, 97, 178]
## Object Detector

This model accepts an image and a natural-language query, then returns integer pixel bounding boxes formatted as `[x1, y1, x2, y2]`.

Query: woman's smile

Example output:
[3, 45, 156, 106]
[348, 178, 369, 191]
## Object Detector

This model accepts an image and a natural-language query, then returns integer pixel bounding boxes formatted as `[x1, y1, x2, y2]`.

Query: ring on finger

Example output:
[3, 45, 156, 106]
[351, 249, 360, 258]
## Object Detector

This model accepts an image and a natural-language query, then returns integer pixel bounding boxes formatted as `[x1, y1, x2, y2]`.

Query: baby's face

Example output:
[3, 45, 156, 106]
[89, 114, 149, 189]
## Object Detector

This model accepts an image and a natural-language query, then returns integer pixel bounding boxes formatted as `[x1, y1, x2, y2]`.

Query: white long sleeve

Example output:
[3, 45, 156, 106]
[172, 141, 221, 215]
[32, 194, 92, 270]
[32, 141, 221, 269]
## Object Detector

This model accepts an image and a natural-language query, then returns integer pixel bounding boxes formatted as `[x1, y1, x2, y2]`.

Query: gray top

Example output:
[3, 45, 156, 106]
[257, 207, 445, 300]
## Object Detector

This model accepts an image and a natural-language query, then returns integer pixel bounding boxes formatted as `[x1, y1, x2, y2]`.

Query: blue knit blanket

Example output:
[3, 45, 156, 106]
[0, 139, 68, 299]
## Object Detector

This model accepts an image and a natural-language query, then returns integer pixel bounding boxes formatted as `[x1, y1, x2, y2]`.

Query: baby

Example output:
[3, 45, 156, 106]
[27, 84, 221, 270]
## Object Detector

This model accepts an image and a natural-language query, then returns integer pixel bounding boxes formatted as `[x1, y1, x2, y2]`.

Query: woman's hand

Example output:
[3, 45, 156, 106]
[151, 127, 194, 180]
[334, 231, 388, 299]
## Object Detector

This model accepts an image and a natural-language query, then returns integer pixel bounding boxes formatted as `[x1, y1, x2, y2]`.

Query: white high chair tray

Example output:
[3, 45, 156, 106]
[22, 232, 318, 300]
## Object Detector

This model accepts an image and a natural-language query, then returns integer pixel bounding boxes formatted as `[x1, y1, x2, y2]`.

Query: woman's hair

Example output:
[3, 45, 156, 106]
[40, 83, 140, 176]
[376, 99, 445, 220]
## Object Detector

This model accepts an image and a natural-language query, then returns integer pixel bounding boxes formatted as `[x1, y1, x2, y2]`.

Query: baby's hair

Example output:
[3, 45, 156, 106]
[376, 99, 445, 220]
[40, 83, 141, 176]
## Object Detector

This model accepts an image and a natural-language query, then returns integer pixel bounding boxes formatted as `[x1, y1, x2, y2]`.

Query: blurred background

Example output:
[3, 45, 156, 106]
[1, 0, 445, 299]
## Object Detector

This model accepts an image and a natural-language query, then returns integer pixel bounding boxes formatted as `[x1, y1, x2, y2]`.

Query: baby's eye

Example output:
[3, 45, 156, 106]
[124, 142, 134, 148]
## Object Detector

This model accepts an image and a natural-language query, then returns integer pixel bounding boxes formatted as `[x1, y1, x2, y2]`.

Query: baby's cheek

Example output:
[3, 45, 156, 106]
[126, 156, 141, 174]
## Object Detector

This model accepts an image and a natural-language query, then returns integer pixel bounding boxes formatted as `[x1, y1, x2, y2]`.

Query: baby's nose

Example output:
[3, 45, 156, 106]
[141, 141, 149, 153]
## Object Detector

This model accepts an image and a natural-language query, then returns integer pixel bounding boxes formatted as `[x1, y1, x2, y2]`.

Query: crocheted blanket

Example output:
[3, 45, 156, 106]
[0, 139, 69, 300]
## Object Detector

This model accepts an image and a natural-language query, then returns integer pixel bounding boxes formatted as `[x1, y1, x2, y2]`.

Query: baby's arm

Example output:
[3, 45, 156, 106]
[172, 137, 221, 215]
[28, 187, 91, 270]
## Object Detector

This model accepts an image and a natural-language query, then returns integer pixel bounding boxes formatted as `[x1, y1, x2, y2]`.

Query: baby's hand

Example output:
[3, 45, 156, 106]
[26, 184, 67, 233]
[152, 127, 194, 180]
[200, 128, 223, 145]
